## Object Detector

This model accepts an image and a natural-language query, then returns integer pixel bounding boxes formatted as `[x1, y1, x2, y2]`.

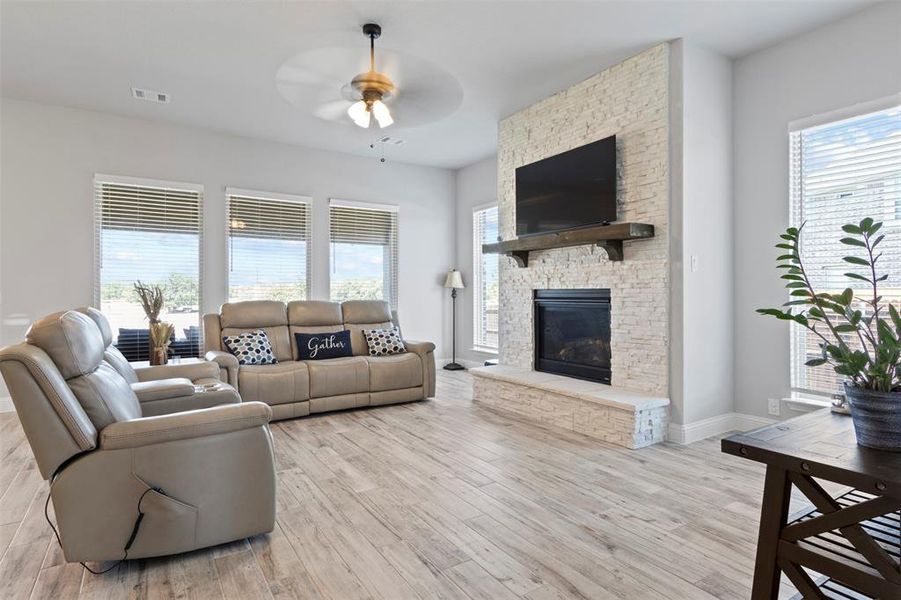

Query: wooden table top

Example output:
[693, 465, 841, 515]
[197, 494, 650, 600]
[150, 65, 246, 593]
[722, 409, 901, 498]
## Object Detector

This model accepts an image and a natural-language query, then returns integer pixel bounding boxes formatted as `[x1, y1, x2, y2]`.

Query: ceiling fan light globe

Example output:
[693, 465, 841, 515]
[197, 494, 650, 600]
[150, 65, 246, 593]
[347, 100, 371, 128]
[372, 100, 393, 128]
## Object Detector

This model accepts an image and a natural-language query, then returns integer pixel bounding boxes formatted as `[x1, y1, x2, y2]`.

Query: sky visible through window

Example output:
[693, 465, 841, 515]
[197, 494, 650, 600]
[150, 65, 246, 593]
[791, 105, 901, 395]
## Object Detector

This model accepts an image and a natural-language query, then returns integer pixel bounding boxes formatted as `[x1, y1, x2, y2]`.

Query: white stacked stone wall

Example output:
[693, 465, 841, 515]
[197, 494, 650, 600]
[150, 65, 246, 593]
[496, 43, 670, 396]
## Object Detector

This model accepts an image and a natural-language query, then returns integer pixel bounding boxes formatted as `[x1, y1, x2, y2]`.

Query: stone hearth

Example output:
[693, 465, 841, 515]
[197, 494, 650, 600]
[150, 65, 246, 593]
[471, 366, 669, 449]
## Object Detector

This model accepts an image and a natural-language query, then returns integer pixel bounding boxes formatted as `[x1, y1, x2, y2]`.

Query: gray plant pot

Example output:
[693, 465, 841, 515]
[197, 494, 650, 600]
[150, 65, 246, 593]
[844, 384, 901, 452]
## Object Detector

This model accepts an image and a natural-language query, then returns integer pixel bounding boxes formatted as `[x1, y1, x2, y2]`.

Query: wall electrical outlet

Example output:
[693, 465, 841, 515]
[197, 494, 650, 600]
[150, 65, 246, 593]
[768, 398, 781, 416]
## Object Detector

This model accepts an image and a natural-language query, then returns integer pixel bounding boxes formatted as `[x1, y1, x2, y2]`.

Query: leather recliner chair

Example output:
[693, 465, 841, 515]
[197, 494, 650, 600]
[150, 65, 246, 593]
[0, 310, 277, 563]
[76, 307, 243, 416]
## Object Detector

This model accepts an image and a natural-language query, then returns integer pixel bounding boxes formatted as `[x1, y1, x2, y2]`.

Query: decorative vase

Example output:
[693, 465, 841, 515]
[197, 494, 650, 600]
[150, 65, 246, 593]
[148, 321, 174, 366]
[844, 383, 901, 452]
[151, 345, 169, 366]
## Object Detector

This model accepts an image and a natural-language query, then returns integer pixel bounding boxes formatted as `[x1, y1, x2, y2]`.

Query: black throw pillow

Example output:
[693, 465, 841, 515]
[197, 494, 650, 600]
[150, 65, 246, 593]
[295, 330, 353, 361]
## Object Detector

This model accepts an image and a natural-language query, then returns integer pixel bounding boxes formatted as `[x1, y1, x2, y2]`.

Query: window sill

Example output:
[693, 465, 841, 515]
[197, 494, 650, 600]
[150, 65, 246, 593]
[784, 392, 832, 414]
[470, 346, 498, 356]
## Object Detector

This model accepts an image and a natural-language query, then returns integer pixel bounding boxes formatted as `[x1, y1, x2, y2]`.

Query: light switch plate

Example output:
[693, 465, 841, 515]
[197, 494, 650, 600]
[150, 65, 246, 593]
[768, 398, 781, 416]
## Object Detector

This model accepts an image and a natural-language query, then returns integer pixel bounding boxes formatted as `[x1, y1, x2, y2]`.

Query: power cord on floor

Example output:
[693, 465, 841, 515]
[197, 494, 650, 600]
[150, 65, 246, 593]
[44, 477, 159, 575]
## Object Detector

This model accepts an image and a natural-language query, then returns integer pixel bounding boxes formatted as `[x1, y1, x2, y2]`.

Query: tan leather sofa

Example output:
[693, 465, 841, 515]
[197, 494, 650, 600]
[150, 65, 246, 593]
[203, 300, 436, 420]
[0, 310, 276, 563]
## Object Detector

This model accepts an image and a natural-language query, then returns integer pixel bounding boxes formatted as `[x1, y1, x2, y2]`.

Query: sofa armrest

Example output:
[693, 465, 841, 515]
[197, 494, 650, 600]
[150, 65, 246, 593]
[404, 340, 435, 355]
[99, 402, 271, 450]
[131, 378, 195, 403]
[134, 361, 220, 383]
[404, 340, 436, 398]
[205, 350, 239, 387]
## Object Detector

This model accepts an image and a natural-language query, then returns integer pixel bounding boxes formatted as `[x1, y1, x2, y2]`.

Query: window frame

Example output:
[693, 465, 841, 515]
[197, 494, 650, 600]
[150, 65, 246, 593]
[472, 202, 499, 354]
[225, 187, 313, 303]
[93, 173, 204, 357]
[328, 198, 400, 310]
[787, 96, 901, 398]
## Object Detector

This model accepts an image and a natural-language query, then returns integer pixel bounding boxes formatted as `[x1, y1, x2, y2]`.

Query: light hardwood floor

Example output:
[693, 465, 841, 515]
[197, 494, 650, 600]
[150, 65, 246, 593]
[0, 371, 803, 599]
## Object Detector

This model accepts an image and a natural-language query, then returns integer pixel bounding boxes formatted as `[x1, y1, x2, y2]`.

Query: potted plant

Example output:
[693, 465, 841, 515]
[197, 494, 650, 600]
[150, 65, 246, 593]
[758, 217, 900, 451]
[134, 281, 174, 366]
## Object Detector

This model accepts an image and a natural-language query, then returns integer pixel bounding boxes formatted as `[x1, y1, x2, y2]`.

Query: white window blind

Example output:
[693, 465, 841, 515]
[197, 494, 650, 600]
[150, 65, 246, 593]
[329, 200, 398, 309]
[473, 205, 499, 351]
[94, 176, 203, 360]
[227, 190, 312, 303]
[790, 104, 901, 396]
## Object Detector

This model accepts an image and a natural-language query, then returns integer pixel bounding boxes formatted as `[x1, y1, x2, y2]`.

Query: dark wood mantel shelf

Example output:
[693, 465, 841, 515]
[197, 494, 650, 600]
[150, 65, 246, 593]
[482, 222, 655, 267]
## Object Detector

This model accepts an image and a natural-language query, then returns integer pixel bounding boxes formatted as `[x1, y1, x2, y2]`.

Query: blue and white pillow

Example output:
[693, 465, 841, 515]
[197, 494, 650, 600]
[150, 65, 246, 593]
[223, 330, 277, 365]
[362, 326, 406, 356]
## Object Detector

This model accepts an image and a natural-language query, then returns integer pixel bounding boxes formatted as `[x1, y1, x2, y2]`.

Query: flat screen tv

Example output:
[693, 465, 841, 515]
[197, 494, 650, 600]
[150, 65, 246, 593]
[515, 135, 616, 237]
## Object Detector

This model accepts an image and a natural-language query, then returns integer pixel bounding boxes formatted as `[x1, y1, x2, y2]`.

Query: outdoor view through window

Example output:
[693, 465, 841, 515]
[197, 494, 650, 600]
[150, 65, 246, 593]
[790, 104, 901, 396]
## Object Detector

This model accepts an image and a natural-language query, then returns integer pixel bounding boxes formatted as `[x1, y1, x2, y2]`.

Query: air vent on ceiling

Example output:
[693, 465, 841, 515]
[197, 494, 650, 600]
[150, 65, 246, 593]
[377, 136, 405, 146]
[131, 87, 170, 104]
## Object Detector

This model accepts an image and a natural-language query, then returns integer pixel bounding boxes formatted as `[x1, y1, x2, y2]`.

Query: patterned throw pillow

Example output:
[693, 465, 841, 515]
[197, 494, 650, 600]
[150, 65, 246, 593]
[222, 330, 278, 365]
[362, 326, 406, 356]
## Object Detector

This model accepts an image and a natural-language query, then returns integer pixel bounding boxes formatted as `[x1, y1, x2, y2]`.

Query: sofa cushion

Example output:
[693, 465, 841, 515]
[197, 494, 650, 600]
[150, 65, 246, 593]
[341, 300, 395, 356]
[221, 301, 287, 329]
[288, 301, 343, 327]
[238, 362, 310, 405]
[223, 330, 278, 365]
[295, 330, 352, 361]
[221, 326, 292, 362]
[68, 362, 142, 429]
[288, 301, 345, 359]
[361, 326, 406, 356]
[305, 356, 369, 398]
[366, 353, 423, 392]
[26, 311, 105, 379]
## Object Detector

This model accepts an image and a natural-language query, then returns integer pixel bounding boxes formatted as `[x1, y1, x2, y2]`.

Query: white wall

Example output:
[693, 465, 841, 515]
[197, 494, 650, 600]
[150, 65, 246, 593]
[0, 99, 456, 371]
[453, 155, 498, 367]
[733, 1, 901, 418]
[680, 42, 734, 424]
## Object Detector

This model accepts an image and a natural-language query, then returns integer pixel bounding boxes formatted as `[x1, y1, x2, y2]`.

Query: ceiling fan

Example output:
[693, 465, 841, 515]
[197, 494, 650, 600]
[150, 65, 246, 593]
[346, 23, 394, 128]
[275, 24, 463, 130]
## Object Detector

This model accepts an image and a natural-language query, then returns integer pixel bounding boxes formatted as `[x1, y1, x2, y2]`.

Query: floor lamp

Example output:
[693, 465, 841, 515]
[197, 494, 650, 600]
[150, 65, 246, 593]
[443, 269, 465, 370]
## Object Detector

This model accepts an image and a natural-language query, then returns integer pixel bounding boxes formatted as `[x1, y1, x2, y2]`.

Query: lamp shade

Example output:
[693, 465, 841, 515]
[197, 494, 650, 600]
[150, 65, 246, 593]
[443, 269, 464, 289]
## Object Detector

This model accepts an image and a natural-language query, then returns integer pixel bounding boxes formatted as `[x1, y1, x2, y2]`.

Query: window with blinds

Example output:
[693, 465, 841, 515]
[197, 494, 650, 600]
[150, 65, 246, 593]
[473, 205, 499, 351]
[329, 201, 398, 309]
[94, 176, 203, 360]
[227, 190, 311, 303]
[790, 104, 901, 397]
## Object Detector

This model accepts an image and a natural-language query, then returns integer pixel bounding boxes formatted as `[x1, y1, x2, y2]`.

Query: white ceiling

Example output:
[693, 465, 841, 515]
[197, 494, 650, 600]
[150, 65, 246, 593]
[0, 1, 874, 169]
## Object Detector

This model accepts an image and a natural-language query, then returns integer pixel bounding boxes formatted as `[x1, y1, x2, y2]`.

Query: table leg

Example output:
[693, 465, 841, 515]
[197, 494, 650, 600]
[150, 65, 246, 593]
[751, 466, 792, 600]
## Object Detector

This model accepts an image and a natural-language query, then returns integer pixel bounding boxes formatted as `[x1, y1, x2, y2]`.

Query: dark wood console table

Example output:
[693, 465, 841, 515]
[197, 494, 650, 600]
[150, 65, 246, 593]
[722, 409, 900, 599]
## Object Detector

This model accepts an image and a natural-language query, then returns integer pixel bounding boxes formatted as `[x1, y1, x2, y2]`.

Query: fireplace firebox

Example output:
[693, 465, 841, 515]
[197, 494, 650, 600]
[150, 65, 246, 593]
[533, 289, 611, 384]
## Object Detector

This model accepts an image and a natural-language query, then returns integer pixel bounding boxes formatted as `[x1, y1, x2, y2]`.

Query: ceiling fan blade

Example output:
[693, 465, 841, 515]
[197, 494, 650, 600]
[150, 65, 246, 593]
[314, 99, 352, 121]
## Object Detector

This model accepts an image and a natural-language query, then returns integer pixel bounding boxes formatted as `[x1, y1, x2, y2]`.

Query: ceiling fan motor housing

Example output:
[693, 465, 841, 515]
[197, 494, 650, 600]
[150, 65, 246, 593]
[362, 23, 381, 39]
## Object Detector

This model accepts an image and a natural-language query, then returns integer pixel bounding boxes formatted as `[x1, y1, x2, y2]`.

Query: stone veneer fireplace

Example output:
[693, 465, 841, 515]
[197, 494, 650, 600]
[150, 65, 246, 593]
[470, 43, 671, 449]
[534, 289, 611, 384]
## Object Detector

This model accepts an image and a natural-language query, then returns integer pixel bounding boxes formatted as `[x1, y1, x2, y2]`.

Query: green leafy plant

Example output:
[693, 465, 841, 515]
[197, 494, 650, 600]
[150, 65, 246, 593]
[757, 217, 900, 393]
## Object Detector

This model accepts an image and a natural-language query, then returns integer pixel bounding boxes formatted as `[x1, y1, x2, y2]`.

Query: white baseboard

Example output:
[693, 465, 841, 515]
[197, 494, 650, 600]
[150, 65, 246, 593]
[437, 358, 486, 369]
[667, 412, 777, 445]
[0, 396, 14, 413]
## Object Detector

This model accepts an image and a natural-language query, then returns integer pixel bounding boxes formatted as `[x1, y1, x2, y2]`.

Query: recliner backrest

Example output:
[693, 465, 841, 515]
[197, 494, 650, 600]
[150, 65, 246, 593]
[341, 300, 395, 356]
[287, 301, 344, 359]
[0, 340, 98, 479]
[77, 307, 139, 384]
[27, 311, 141, 430]
[219, 301, 292, 362]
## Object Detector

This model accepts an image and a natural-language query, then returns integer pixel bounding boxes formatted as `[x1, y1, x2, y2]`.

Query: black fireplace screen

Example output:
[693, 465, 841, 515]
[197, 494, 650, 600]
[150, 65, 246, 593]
[534, 289, 611, 384]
